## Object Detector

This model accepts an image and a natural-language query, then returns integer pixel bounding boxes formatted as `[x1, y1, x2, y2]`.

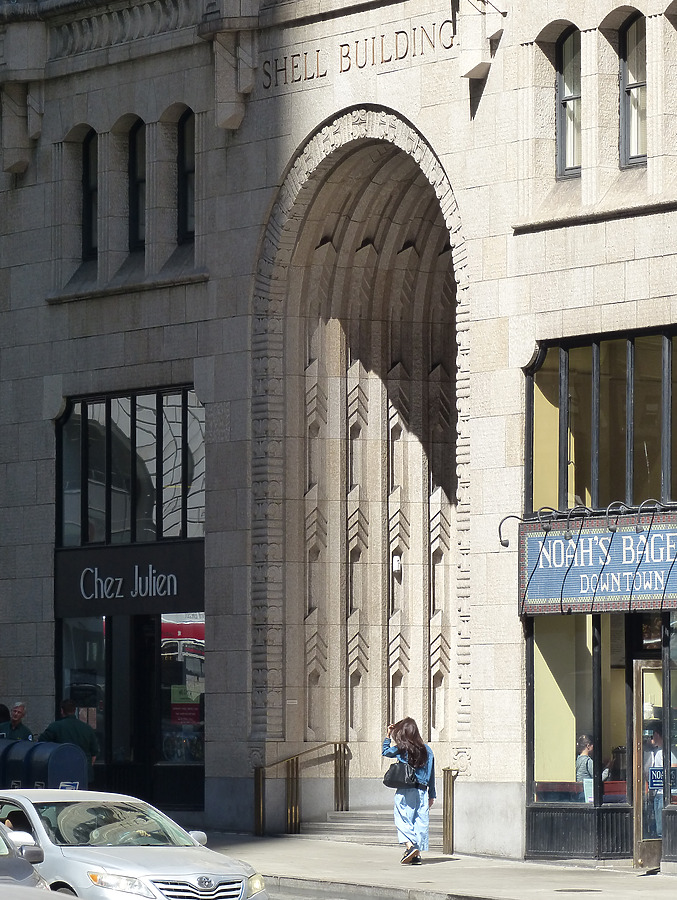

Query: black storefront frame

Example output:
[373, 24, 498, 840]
[526, 614, 633, 858]
[526, 611, 677, 859]
[54, 540, 205, 809]
[54, 386, 206, 809]
[523, 330, 677, 859]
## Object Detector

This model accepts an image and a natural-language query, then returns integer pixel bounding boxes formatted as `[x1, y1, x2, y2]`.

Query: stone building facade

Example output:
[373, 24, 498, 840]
[4, 0, 677, 865]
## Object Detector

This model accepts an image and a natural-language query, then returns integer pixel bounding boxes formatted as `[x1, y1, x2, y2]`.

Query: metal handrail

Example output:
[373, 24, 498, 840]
[254, 741, 349, 836]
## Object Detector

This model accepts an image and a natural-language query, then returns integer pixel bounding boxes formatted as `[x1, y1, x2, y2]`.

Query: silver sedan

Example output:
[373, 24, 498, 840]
[0, 789, 268, 899]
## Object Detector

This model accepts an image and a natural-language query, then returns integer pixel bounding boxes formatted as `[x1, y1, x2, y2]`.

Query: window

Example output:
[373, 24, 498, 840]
[557, 28, 581, 177]
[129, 119, 146, 251]
[82, 129, 98, 260]
[57, 388, 205, 547]
[177, 110, 195, 244]
[531, 613, 627, 805]
[528, 331, 672, 513]
[620, 15, 647, 166]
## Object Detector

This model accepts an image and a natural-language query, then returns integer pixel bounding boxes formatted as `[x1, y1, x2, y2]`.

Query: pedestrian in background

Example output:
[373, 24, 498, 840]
[0, 704, 9, 725]
[0, 701, 33, 740]
[39, 698, 99, 787]
[382, 717, 436, 864]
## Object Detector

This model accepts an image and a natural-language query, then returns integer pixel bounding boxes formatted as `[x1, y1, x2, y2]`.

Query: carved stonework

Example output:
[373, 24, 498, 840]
[251, 107, 470, 757]
[49, 0, 202, 59]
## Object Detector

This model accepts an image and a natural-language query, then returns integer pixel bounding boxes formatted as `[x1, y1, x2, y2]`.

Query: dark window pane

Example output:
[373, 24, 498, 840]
[135, 394, 157, 542]
[186, 390, 205, 538]
[61, 402, 82, 546]
[87, 402, 107, 543]
[110, 398, 133, 543]
[162, 393, 183, 538]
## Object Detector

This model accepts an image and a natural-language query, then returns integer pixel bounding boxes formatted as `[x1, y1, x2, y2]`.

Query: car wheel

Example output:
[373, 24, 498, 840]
[55, 889, 77, 895]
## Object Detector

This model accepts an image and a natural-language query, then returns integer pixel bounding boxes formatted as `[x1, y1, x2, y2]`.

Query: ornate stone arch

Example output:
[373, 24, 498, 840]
[249, 105, 470, 754]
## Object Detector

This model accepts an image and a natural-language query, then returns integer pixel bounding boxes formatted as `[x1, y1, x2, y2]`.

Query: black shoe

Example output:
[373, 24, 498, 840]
[411, 853, 422, 864]
[401, 846, 418, 864]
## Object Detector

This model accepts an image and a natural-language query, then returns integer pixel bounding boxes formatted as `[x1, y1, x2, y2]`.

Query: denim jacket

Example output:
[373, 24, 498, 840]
[382, 737, 436, 799]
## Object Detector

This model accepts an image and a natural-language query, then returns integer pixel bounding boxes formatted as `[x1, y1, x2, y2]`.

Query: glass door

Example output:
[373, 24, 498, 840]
[633, 660, 662, 868]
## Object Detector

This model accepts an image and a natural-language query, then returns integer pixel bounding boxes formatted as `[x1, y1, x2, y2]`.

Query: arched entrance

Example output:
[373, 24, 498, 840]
[250, 108, 470, 783]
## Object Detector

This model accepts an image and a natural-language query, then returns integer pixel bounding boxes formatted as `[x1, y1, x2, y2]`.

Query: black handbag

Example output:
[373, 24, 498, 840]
[383, 759, 418, 789]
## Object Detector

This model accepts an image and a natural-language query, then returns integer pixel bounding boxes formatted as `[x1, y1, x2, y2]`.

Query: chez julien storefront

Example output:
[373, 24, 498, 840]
[514, 334, 677, 866]
[53, 390, 206, 809]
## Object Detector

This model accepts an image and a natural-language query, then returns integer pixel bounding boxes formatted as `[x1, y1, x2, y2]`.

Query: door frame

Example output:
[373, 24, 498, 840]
[633, 658, 662, 869]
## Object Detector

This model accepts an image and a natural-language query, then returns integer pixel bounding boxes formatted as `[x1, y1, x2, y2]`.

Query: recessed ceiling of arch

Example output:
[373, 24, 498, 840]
[287, 139, 455, 327]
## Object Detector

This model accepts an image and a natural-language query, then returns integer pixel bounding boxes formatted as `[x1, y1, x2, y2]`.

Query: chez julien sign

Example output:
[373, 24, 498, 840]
[261, 15, 455, 91]
[519, 514, 677, 614]
[55, 541, 204, 616]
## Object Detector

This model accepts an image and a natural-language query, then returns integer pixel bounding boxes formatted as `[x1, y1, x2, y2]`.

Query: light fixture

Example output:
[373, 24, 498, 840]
[498, 514, 524, 548]
[392, 554, 402, 574]
[635, 499, 663, 533]
[564, 505, 592, 541]
[605, 500, 631, 533]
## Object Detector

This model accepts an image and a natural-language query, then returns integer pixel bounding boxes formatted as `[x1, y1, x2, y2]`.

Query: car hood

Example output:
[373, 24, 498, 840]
[57, 845, 255, 878]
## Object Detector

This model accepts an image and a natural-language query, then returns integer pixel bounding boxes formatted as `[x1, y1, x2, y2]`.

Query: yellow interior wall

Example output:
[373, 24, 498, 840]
[534, 617, 583, 780]
[532, 372, 559, 512]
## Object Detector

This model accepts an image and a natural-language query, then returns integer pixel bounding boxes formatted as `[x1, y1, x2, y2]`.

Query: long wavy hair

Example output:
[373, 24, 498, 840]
[391, 717, 427, 769]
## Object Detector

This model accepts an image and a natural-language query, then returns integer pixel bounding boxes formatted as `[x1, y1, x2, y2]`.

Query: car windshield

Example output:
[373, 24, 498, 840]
[32, 801, 195, 847]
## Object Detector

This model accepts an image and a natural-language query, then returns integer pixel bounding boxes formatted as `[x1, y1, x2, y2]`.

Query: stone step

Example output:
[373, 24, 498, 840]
[300, 809, 444, 849]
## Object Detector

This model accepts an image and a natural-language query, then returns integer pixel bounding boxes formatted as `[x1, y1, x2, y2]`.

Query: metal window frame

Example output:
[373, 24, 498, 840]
[556, 27, 582, 179]
[527, 327, 676, 515]
[55, 385, 200, 548]
[82, 129, 98, 261]
[177, 109, 195, 245]
[128, 118, 146, 251]
[619, 14, 647, 169]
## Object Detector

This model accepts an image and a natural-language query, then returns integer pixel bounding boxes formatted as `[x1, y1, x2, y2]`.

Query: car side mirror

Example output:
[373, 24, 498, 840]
[188, 830, 207, 846]
[6, 830, 36, 848]
[20, 844, 44, 864]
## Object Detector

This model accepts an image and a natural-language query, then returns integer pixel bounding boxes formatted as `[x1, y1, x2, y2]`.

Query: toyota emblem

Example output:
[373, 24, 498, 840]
[197, 876, 214, 889]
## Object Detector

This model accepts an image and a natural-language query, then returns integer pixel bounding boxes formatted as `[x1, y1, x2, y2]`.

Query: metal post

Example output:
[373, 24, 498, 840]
[254, 767, 265, 837]
[442, 767, 459, 855]
[334, 742, 348, 811]
[286, 757, 300, 833]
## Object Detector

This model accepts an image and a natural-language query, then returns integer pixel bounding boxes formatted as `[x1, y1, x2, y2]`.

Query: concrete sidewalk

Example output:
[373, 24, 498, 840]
[207, 832, 677, 900]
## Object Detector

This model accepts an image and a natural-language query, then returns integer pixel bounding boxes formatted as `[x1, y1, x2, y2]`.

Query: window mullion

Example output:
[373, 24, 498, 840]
[591, 342, 600, 509]
[156, 393, 163, 540]
[626, 339, 634, 505]
[662, 334, 671, 502]
[105, 397, 112, 544]
[81, 401, 89, 546]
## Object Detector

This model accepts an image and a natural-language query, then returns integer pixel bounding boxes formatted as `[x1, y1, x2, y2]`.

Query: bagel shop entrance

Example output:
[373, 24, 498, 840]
[517, 512, 677, 866]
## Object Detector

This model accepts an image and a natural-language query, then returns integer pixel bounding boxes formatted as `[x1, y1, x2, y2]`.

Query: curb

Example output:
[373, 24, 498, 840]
[265, 873, 492, 900]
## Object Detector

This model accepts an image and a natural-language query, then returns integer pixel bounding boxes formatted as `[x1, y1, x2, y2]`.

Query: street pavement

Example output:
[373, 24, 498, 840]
[207, 831, 677, 900]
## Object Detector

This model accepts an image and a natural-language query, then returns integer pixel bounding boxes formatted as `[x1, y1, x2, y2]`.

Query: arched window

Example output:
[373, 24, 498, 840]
[128, 118, 146, 250]
[620, 14, 646, 166]
[82, 129, 98, 260]
[177, 110, 195, 244]
[556, 28, 581, 176]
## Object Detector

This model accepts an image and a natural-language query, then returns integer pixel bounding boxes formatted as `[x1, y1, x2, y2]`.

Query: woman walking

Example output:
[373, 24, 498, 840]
[382, 717, 436, 864]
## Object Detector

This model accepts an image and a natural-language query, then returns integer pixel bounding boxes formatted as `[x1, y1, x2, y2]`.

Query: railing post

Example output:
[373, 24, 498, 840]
[286, 756, 300, 833]
[442, 767, 459, 855]
[254, 766, 265, 837]
[334, 742, 348, 811]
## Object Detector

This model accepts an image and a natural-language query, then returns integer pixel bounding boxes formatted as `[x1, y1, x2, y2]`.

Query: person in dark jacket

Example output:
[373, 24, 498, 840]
[39, 698, 99, 786]
[0, 701, 33, 741]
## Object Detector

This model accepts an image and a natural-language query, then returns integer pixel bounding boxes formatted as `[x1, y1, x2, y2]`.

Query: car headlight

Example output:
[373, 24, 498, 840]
[247, 873, 266, 896]
[88, 872, 154, 897]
